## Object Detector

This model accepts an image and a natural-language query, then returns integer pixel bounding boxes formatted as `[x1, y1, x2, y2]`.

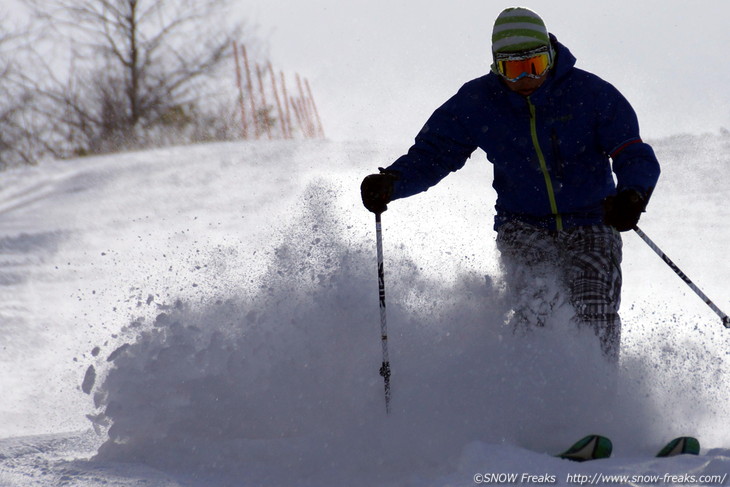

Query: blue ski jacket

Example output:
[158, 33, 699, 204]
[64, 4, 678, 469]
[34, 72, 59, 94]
[385, 36, 660, 231]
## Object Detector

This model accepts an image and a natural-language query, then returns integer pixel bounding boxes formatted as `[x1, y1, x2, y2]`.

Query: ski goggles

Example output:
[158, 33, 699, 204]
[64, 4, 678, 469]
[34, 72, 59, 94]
[494, 46, 552, 82]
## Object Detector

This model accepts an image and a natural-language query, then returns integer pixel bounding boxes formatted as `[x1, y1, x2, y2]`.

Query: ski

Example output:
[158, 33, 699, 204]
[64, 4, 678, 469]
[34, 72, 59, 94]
[656, 436, 700, 457]
[557, 434, 613, 462]
[557, 435, 700, 462]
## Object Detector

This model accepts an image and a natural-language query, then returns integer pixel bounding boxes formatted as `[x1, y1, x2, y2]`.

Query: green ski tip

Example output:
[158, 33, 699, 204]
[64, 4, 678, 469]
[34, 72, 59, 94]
[558, 434, 612, 462]
[656, 436, 700, 457]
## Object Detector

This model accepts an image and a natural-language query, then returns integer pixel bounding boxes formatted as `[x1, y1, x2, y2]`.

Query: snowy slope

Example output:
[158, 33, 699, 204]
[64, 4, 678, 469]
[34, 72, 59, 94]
[0, 136, 729, 486]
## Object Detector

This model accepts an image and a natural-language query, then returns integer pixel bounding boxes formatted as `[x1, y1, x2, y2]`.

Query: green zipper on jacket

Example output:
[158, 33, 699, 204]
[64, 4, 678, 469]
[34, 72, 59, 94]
[527, 97, 563, 231]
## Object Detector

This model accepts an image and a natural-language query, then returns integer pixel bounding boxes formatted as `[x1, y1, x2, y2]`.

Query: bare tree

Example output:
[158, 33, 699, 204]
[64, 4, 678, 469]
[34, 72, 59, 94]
[23, 0, 252, 156]
[0, 16, 43, 168]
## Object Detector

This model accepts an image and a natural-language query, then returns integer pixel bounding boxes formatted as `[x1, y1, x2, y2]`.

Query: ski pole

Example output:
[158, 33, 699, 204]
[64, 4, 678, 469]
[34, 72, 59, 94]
[375, 212, 392, 413]
[634, 226, 730, 328]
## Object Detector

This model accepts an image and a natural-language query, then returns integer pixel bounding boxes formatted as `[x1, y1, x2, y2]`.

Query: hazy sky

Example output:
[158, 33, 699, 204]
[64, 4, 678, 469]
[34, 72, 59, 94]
[6, 1, 728, 144]
[238, 0, 730, 144]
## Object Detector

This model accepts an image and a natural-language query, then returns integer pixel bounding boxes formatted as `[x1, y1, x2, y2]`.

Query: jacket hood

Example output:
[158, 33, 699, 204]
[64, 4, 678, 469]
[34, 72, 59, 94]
[547, 34, 577, 82]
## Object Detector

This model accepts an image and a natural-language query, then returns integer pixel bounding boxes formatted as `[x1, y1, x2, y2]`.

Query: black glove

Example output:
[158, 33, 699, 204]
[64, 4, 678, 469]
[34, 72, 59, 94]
[360, 169, 399, 214]
[603, 189, 646, 231]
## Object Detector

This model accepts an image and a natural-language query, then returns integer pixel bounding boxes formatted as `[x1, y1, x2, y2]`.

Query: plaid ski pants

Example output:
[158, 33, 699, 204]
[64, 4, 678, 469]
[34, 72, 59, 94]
[496, 220, 623, 362]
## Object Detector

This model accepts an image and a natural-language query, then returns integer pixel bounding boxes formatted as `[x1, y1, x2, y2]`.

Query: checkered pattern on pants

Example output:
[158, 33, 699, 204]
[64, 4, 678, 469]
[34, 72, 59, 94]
[496, 221, 623, 362]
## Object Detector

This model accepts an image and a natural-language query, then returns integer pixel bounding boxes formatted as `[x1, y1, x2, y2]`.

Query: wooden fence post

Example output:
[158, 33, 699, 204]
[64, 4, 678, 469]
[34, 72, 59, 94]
[268, 61, 288, 139]
[256, 63, 272, 140]
[305, 78, 325, 139]
[232, 42, 249, 139]
[241, 45, 259, 139]
[290, 95, 305, 136]
[296, 73, 314, 138]
[280, 71, 293, 138]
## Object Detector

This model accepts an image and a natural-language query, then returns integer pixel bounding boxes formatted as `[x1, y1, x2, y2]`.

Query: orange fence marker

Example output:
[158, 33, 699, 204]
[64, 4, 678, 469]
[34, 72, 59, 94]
[233, 42, 324, 140]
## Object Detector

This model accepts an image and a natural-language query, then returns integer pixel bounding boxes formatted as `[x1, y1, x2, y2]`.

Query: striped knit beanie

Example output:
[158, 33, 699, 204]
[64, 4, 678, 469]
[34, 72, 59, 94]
[492, 7, 550, 54]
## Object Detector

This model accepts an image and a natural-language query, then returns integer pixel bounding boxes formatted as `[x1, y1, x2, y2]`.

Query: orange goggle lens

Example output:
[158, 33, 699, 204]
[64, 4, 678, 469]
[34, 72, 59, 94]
[497, 52, 551, 81]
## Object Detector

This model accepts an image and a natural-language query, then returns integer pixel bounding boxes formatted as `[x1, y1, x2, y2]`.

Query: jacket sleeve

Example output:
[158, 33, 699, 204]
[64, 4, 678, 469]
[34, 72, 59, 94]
[385, 91, 479, 200]
[597, 85, 661, 200]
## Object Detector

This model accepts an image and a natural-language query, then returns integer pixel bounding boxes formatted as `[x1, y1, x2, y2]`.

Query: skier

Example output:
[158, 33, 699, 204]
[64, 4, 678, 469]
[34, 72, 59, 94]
[360, 7, 660, 362]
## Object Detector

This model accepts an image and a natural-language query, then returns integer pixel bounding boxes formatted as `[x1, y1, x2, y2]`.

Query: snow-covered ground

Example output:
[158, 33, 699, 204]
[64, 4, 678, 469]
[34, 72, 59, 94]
[0, 135, 728, 486]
